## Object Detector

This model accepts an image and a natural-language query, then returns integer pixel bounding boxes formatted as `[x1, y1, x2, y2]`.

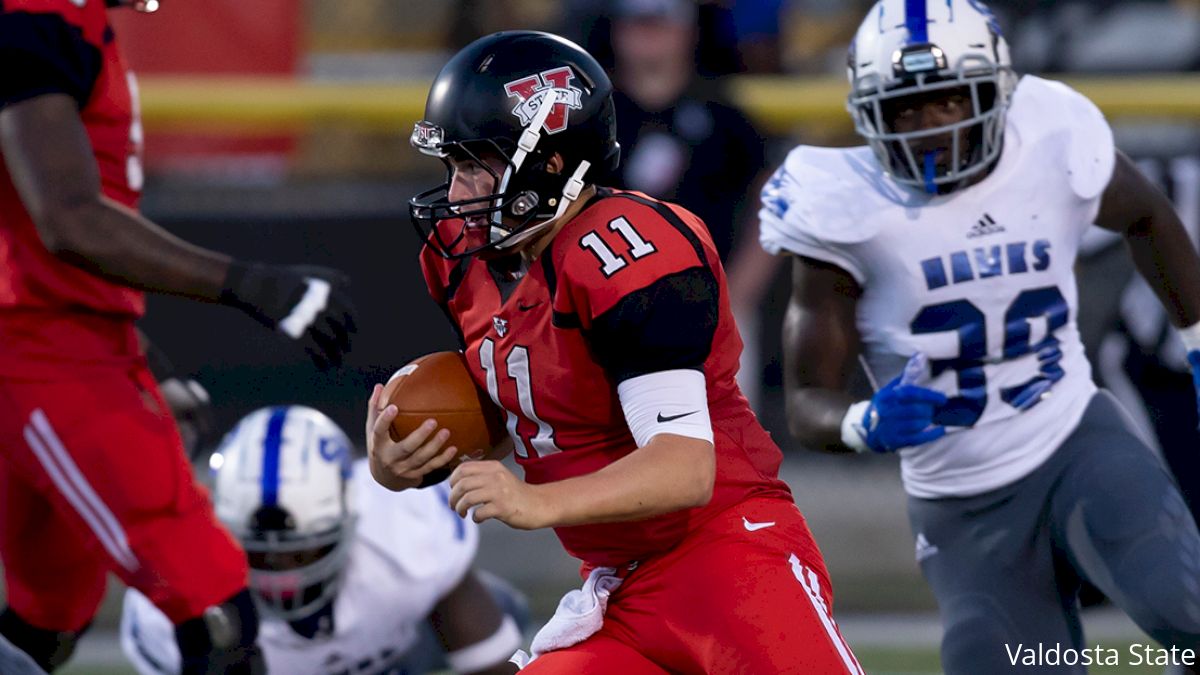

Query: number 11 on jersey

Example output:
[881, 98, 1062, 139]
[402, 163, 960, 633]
[579, 216, 657, 277]
[479, 339, 562, 458]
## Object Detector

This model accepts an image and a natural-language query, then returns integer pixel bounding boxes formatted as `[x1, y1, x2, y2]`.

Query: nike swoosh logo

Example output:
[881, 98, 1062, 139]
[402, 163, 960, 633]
[743, 517, 776, 532]
[517, 302, 542, 311]
[656, 410, 699, 423]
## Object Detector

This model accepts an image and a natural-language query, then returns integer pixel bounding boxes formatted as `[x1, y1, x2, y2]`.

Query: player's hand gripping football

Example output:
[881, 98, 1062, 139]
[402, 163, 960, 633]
[220, 261, 357, 370]
[855, 352, 948, 453]
[448, 460, 552, 530]
[366, 383, 460, 491]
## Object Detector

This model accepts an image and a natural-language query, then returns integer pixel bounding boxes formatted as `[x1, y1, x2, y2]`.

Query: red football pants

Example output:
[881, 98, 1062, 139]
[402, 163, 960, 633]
[524, 497, 863, 674]
[0, 364, 247, 630]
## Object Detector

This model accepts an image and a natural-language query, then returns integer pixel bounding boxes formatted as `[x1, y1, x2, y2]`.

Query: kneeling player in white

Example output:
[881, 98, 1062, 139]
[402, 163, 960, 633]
[120, 406, 522, 675]
[762, 1, 1200, 673]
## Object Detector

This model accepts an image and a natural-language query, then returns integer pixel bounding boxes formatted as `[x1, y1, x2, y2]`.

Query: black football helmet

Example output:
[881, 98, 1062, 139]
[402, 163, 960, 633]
[409, 31, 620, 259]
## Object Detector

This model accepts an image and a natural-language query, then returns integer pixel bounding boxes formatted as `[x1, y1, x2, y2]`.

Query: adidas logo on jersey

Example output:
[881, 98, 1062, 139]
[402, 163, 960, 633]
[967, 213, 1005, 238]
[914, 533, 939, 562]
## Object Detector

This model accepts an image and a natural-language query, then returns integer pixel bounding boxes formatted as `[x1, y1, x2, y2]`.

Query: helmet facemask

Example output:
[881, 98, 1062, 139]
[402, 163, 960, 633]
[242, 509, 357, 623]
[409, 134, 581, 259]
[850, 51, 1014, 194]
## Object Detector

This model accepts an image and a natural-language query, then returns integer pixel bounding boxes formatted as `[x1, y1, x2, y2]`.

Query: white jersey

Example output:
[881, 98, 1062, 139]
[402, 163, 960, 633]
[120, 460, 478, 675]
[761, 76, 1115, 498]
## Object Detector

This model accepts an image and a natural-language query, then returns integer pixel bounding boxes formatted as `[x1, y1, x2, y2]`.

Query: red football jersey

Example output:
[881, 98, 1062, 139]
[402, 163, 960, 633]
[0, 0, 145, 374]
[421, 189, 793, 567]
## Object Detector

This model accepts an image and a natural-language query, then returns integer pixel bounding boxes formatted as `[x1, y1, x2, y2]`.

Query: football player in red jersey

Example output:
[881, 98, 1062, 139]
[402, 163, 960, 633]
[366, 31, 862, 674]
[0, 1, 356, 672]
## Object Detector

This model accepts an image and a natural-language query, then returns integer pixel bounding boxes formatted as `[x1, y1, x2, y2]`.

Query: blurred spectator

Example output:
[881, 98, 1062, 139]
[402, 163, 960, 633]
[560, 0, 612, 62]
[609, 0, 763, 262]
[777, 0, 869, 73]
[729, 0, 786, 72]
[772, 1, 1200, 74]
[448, 0, 561, 50]
[607, 0, 780, 407]
[695, 1, 745, 75]
[1009, 1, 1200, 73]
[565, 0, 743, 75]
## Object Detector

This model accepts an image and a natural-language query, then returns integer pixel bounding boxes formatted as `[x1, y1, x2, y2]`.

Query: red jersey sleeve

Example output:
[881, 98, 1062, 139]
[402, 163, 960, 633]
[552, 191, 722, 382]
[0, 0, 107, 110]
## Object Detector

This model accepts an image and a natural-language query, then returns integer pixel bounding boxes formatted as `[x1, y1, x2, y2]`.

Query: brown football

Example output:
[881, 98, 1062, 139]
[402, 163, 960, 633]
[382, 351, 506, 465]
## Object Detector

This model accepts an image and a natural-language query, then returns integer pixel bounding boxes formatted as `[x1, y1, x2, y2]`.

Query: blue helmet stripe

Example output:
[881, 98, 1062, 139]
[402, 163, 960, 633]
[261, 406, 290, 507]
[906, 0, 929, 43]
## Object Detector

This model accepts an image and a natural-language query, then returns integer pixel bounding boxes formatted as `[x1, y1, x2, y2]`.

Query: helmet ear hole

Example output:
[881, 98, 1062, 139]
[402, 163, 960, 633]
[509, 191, 540, 216]
[543, 151, 566, 175]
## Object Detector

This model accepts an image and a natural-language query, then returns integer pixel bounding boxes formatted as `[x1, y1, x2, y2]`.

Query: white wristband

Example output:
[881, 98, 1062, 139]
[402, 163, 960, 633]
[840, 401, 872, 453]
[1179, 320, 1200, 353]
[446, 614, 522, 672]
[278, 277, 331, 339]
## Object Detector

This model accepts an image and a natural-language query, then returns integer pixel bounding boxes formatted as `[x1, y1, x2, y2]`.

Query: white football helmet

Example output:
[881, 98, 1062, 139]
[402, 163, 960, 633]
[210, 406, 356, 621]
[847, 0, 1017, 193]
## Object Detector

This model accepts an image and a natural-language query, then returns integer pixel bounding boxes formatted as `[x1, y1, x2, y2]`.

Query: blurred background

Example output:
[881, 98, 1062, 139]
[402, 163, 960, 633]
[45, 0, 1200, 673]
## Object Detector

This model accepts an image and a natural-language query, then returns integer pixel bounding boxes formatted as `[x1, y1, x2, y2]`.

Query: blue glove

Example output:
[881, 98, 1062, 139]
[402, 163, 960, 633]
[858, 353, 948, 453]
[1189, 350, 1200, 428]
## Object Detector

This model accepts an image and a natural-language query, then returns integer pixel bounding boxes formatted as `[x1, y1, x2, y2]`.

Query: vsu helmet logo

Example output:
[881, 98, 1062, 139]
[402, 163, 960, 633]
[504, 67, 584, 135]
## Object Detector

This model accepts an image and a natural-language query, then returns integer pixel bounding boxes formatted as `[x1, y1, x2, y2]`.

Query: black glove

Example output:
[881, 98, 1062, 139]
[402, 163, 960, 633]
[220, 261, 358, 370]
[158, 376, 216, 460]
[140, 329, 216, 458]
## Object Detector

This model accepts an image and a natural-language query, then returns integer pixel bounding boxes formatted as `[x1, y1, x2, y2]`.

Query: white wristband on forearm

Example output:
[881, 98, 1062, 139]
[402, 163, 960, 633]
[841, 401, 872, 453]
[446, 614, 521, 673]
[1179, 320, 1200, 353]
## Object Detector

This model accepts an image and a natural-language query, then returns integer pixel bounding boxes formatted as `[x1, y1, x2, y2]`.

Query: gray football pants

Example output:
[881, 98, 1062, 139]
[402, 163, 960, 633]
[908, 391, 1200, 674]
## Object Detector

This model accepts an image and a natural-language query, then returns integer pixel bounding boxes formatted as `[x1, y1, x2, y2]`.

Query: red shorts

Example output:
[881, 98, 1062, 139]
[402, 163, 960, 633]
[524, 497, 863, 674]
[0, 363, 248, 630]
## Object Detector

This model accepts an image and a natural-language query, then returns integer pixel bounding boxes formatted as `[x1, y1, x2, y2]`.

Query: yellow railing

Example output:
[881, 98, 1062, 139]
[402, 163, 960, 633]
[138, 74, 1200, 135]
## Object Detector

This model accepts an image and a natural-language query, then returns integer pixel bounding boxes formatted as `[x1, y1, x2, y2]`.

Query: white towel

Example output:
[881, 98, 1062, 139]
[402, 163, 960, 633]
[509, 566, 624, 669]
